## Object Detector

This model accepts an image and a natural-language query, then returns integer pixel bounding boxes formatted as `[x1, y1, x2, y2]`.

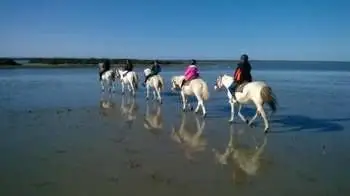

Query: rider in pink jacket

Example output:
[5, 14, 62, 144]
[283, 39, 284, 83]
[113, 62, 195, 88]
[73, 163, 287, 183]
[180, 59, 199, 87]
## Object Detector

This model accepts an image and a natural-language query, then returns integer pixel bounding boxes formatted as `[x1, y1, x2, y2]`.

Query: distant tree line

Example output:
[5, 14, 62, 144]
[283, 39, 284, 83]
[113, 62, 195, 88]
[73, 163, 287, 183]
[0, 58, 21, 66]
[26, 58, 185, 65]
[0, 57, 238, 67]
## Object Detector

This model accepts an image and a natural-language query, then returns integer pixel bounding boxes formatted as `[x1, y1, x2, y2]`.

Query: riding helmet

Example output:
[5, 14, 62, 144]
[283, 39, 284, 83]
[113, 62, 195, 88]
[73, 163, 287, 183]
[240, 54, 249, 61]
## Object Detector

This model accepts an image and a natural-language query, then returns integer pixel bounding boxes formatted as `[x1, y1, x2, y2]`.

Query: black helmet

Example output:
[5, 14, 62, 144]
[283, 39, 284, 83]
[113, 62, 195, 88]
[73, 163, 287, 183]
[191, 59, 197, 65]
[240, 54, 249, 61]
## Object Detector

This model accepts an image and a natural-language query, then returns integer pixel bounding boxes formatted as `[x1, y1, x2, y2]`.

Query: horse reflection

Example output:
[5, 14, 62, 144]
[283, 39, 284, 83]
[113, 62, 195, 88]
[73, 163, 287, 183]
[213, 124, 267, 184]
[99, 93, 116, 116]
[120, 95, 138, 128]
[144, 102, 163, 135]
[171, 113, 207, 161]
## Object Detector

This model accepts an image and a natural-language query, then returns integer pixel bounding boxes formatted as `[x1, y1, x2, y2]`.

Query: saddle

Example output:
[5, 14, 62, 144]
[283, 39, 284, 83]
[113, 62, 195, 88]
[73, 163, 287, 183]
[229, 82, 249, 94]
[181, 77, 199, 87]
[182, 80, 190, 86]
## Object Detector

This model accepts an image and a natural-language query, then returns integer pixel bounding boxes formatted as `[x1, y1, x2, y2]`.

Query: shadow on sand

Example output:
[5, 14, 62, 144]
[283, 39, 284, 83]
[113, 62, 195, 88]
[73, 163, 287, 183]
[206, 103, 348, 133]
[271, 115, 349, 133]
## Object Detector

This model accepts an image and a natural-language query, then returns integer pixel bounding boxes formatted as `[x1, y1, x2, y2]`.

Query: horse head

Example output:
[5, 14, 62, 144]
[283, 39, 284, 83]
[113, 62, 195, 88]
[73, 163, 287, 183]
[144, 68, 152, 77]
[214, 74, 224, 90]
[171, 76, 182, 91]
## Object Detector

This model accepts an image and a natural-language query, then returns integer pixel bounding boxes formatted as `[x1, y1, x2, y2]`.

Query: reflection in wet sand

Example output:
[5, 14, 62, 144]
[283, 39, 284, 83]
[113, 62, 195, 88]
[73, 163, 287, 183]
[143, 102, 163, 135]
[120, 95, 138, 128]
[171, 113, 207, 161]
[99, 92, 116, 116]
[213, 124, 267, 184]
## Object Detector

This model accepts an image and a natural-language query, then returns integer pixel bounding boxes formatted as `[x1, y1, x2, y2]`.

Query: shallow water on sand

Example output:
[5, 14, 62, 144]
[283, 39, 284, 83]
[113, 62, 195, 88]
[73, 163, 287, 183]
[1, 65, 350, 196]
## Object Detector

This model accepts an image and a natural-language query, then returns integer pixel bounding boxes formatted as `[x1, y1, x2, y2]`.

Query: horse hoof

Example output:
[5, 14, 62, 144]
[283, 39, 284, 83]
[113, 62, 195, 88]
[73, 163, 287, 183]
[228, 120, 234, 124]
[145, 97, 149, 100]
[245, 119, 249, 124]
[190, 107, 194, 111]
[264, 128, 269, 133]
[202, 113, 207, 118]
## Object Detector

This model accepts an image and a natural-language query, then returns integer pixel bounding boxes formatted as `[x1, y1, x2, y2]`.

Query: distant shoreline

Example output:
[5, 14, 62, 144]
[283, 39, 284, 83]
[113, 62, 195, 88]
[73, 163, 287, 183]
[0, 63, 186, 69]
[0, 57, 349, 69]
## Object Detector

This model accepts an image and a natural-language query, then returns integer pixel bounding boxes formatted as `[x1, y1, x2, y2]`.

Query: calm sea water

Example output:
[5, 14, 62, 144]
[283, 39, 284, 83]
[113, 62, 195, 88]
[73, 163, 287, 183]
[0, 61, 350, 196]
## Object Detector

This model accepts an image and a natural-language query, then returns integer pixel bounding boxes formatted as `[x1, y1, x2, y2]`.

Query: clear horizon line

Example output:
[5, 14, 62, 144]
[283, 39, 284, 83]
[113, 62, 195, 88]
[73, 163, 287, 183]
[1, 56, 349, 63]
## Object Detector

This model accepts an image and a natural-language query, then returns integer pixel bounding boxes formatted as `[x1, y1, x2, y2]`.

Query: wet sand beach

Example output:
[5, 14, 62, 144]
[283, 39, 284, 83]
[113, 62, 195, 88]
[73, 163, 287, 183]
[1, 65, 350, 196]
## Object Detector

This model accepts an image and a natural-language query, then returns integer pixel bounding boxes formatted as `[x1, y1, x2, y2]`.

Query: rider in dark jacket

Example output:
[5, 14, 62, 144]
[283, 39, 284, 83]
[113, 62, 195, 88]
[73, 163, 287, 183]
[231, 54, 253, 101]
[121, 59, 134, 77]
[99, 59, 111, 81]
[143, 60, 161, 86]
[124, 59, 133, 71]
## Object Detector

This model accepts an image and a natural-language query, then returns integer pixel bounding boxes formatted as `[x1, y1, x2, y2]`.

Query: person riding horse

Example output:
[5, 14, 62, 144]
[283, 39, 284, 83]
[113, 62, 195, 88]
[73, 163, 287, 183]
[122, 59, 134, 77]
[99, 59, 111, 81]
[143, 60, 162, 86]
[231, 54, 253, 101]
[180, 59, 200, 88]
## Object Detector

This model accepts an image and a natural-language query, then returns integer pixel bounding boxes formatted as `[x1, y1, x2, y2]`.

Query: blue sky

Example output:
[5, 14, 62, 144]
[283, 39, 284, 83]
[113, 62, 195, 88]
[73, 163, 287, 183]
[0, 0, 349, 61]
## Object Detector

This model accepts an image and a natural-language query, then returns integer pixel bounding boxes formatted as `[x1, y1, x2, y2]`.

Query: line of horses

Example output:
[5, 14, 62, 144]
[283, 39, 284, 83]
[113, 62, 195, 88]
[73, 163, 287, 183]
[100, 67, 278, 133]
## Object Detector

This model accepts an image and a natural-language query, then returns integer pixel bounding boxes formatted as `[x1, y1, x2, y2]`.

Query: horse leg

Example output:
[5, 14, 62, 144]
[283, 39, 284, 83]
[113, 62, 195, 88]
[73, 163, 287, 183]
[108, 80, 113, 93]
[181, 91, 187, 112]
[228, 99, 235, 123]
[156, 88, 162, 104]
[127, 83, 132, 93]
[201, 100, 207, 118]
[112, 80, 116, 93]
[194, 92, 206, 117]
[129, 81, 136, 97]
[257, 104, 269, 133]
[153, 90, 157, 100]
[237, 104, 248, 124]
[248, 110, 259, 127]
[194, 99, 201, 113]
[121, 82, 125, 95]
[101, 79, 106, 92]
[146, 84, 150, 100]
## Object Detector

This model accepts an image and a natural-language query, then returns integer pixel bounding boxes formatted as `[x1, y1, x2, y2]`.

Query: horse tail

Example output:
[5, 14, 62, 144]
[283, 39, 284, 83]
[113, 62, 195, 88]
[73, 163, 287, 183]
[201, 81, 210, 101]
[132, 72, 138, 90]
[158, 76, 164, 90]
[260, 86, 277, 113]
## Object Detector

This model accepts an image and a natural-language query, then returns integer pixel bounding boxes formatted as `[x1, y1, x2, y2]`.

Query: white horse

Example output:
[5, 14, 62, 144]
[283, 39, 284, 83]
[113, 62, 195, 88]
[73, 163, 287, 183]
[115, 68, 139, 96]
[214, 74, 277, 132]
[100, 69, 117, 92]
[143, 68, 164, 103]
[171, 76, 210, 117]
